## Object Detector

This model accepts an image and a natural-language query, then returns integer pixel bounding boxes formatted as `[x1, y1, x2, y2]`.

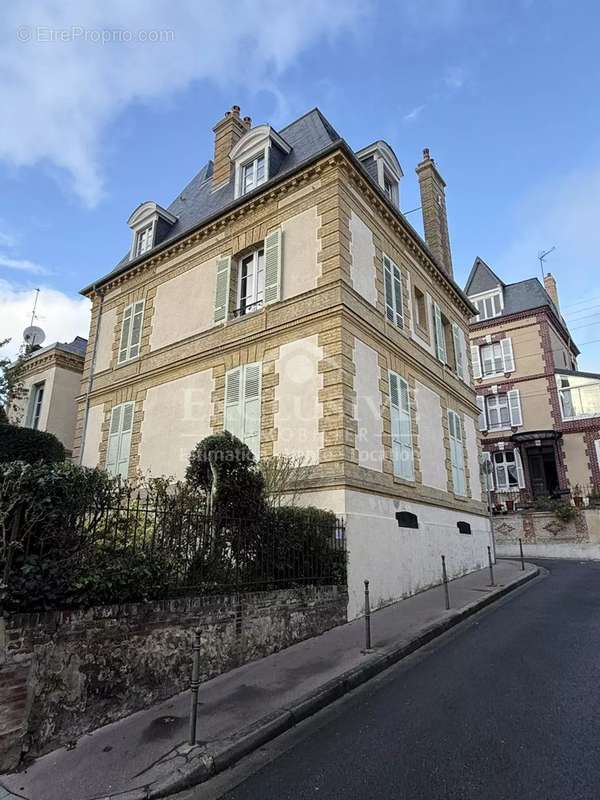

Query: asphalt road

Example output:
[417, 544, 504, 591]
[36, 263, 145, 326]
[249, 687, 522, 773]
[191, 559, 600, 800]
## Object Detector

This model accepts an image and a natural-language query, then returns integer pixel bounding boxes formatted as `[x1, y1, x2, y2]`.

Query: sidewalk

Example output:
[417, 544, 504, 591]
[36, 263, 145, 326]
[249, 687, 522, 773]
[0, 560, 538, 800]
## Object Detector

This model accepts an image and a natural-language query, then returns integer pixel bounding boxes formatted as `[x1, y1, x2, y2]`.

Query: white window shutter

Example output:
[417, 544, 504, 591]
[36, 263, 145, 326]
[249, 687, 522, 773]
[393, 264, 404, 328]
[264, 229, 282, 305]
[118, 305, 133, 363]
[476, 395, 487, 431]
[448, 410, 466, 496]
[116, 402, 134, 478]
[214, 255, 232, 323]
[434, 302, 446, 363]
[452, 323, 465, 380]
[508, 389, 522, 427]
[461, 330, 469, 383]
[242, 363, 262, 457]
[128, 301, 144, 360]
[224, 367, 243, 439]
[514, 447, 525, 489]
[106, 405, 122, 473]
[501, 337, 515, 373]
[471, 345, 482, 380]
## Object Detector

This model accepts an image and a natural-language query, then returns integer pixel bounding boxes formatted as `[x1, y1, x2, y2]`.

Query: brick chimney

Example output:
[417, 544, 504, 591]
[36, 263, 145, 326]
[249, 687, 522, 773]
[212, 105, 251, 189]
[415, 148, 453, 278]
[544, 272, 560, 310]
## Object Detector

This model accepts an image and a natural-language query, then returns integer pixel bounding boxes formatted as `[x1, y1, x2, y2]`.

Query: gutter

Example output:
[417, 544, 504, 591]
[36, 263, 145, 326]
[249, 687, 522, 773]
[78, 286, 103, 465]
[80, 140, 476, 315]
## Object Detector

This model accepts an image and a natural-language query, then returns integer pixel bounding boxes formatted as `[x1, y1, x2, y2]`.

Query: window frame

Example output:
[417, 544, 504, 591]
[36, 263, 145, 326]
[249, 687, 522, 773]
[480, 341, 505, 377]
[235, 247, 265, 317]
[26, 381, 45, 430]
[485, 393, 511, 431]
[239, 152, 266, 196]
[470, 290, 503, 321]
[134, 223, 154, 257]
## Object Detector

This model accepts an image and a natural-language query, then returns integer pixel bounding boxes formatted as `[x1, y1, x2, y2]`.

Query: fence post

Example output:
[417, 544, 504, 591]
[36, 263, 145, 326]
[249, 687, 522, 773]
[519, 538, 525, 571]
[188, 628, 201, 745]
[363, 580, 372, 651]
[487, 545, 495, 587]
[441, 555, 450, 610]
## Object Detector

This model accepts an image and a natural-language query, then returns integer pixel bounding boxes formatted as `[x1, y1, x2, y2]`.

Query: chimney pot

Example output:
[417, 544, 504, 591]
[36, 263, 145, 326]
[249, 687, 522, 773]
[243, 116, 252, 128]
[422, 147, 430, 160]
[231, 105, 241, 115]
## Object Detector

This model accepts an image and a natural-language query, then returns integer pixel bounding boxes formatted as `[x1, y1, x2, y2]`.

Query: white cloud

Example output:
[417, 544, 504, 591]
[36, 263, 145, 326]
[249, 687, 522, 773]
[0, 1, 366, 206]
[403, 104, 426, 123]
[0, 255, 50, 275]
[0, 279, 90, 359]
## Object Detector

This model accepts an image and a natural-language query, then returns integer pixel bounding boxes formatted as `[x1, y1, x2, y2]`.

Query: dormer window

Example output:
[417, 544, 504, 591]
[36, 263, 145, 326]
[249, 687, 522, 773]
[135, 224, 154, 256]
[470, 290, 503, 321]
[127, 201, 177, 261]
[356, 141, 403, 208]
[241, 154, 266, 195]
[230, 124, 291, 200]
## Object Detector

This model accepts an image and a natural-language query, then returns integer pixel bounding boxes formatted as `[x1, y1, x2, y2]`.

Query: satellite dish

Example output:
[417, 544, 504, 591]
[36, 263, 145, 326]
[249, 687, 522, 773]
[23, 325, 46, 348]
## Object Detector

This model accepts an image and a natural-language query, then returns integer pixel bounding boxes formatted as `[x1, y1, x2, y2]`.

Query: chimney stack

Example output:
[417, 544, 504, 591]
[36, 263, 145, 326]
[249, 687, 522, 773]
[415, 148, 453, 278]
[544, 272, 560, 310]
[212, 105, 248, 189]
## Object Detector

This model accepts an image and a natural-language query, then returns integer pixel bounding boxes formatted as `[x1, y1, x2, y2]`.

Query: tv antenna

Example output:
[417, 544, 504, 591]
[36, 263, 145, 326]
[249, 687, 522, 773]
[29, 288, 40, 327]
[538, 246, 555, 283]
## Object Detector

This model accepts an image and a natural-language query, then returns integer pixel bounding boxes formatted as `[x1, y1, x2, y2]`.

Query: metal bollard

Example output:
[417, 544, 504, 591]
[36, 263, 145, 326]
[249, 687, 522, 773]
[519, 538, 525, 571]
[488, 545, 495, 586]
[364, 580, 372, 651]
[188, 629, 201, 745]
[441, 555, 450, 610]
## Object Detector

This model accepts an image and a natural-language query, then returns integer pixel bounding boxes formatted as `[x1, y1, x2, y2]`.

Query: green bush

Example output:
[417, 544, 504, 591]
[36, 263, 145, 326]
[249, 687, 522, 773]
[186, 431, 265, 518]
[0, 423, 65, 464]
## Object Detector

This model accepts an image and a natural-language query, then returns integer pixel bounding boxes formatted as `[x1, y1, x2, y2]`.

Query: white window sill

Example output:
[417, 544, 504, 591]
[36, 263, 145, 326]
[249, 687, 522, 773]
[561, 412, 600, 422]
[116, 355, 139, 368]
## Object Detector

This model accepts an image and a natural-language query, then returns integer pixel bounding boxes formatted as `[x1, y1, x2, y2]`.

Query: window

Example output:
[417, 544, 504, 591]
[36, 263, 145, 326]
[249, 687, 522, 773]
[240, 154, 266, 195]
[476, 338, 515, 378]
[413, 287, 427, 330]
[236, 248, 265, 316]
[118, 300, 144, 364]
[471, 291, 502, 321]
[106, 402, 134, 478]
[486, 393, 511, 430]
[433, 302, 449, 365]
[26, 381, 45, 430]
[493, 449, 524, 491]
[478, 390, 522, 431]
[389, 371, 414, 480]
[382, 170, 398, 205]
[135, 224, 154, 257]
[383, 255, 403, 328]
[480, 342, 504, 376]
[558, 376, 600, 420]
[448, 410, 466, 496]
[224, 363, 262, 456]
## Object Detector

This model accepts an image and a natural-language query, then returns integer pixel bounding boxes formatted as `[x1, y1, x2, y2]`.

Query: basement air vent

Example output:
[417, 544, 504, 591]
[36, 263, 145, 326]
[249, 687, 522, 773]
[395, 511, 418, 529]
[457, 521, 472, 535]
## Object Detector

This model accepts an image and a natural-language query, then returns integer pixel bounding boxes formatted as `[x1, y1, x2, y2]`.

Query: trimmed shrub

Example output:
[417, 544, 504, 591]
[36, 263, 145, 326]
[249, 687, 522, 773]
[0, 423, 65, 464]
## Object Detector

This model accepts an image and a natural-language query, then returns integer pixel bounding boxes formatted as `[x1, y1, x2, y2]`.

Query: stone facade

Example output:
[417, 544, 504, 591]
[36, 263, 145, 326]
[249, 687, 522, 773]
[0, 586, 347, 770]
[74, 114, 492, 617]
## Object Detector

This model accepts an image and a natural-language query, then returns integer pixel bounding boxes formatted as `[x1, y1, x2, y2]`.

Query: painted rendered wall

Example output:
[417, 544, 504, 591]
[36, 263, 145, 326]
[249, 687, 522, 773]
[521, 377, 554, 430]
[81, 404, 104, 468]
[138, 370, 213, 479]
[14, 367, 56, 432]
[415, 382, 447, 491]
[281, 207, 320, 301]
[94, 306, 117, 373]
[274, 336, 323, 465]
[349, 210, 377, 306]
[563, 432, 590, 488]
[45, 366, 82, 451]
[297, 487, 491, 620]
[150, 258, 216, 351]
[353, 339, 383, 472]
[343, 489, 490, 619]
[463, 414, 482, 501]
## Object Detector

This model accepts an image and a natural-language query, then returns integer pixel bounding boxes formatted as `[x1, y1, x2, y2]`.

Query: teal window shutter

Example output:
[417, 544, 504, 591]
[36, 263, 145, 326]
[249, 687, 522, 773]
[224, 367, 243, 439]
[264, 229, 282, 305]
[106, 402, 134, 478]
[242, 363, 262, 456]
[118, 301, 145, 363]
[214, 255, 232, 323]
[389, 370, 414, 480]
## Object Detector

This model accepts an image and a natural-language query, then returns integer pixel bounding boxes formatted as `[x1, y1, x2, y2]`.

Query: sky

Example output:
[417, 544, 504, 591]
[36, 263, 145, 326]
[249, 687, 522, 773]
[1, 0, 600, 368]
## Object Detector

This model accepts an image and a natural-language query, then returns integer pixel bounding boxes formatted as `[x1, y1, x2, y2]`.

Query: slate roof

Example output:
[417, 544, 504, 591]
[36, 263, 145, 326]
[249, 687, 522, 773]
[86, 109, 342, 290]
[21, 335, 87, 364]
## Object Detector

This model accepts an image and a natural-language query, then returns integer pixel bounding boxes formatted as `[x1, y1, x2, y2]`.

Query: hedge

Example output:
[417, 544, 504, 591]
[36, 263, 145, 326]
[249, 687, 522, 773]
[0, 423, 65, 464]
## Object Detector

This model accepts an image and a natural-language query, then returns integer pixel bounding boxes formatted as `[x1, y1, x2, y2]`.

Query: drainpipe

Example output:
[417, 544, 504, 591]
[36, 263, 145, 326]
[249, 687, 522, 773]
[78, 286, 103, 465]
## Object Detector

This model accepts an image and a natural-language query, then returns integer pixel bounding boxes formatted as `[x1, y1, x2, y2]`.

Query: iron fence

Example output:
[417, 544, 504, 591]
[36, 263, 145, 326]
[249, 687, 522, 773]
[1, 489, 346, 612]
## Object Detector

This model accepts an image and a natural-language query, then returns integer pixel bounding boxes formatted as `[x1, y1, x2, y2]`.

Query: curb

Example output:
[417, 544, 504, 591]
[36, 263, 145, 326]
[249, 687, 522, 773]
[142, 564, 540, 798]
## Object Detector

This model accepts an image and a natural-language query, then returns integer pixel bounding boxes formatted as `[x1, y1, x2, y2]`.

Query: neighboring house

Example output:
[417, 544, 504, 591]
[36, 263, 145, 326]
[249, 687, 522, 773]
[465, 258, 600, 503]
[9, 336, 87, 455]
[74, 105, 491, 616]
